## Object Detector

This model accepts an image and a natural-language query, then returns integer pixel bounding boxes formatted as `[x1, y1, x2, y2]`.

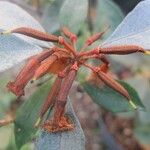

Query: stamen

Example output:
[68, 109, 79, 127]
[145, 50, 150, 55]
[129, 100, 137, 110]
[34, 117, 42, 128]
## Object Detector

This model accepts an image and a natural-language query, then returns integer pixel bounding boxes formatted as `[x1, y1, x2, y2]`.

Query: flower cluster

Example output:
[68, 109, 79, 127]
[2, 27, 149, 132]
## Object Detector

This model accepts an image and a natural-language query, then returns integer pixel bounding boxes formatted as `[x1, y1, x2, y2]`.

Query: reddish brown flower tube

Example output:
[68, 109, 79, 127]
[10, 27, 59, 42]
[97, 70, 131, 100]
[7, 49, 53, 97]
[99, 45, 145, 55]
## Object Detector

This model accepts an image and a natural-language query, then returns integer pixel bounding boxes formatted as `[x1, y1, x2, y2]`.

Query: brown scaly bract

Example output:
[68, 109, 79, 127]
[2, 27, 150, 132]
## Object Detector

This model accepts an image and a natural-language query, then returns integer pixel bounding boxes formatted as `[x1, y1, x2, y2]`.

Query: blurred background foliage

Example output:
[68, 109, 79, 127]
[0, 0, 149, 150]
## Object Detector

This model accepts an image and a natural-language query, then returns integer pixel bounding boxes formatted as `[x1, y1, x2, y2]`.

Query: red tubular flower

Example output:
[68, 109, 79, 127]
[7, 49, 53, 97]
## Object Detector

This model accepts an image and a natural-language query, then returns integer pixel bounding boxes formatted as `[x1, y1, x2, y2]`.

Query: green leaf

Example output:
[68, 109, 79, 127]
[14, 81, 52, 149]
[82, 80, 145, 113]
[94, 0, 124, 38]
[59, 0, 88, 33]
[42, 0, 64, 33]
